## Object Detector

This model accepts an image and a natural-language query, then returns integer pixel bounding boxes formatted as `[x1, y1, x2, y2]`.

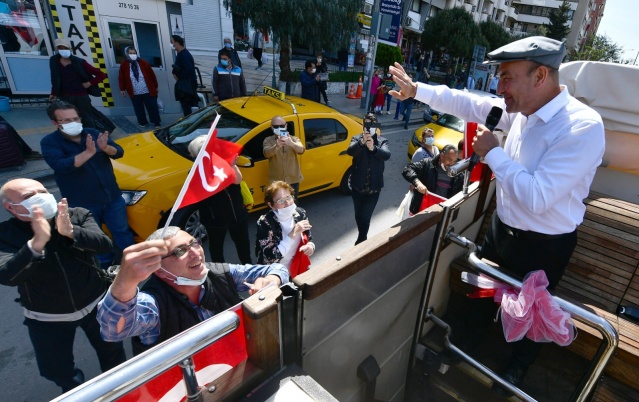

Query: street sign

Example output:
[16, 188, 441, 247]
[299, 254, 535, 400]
[378, 0, 403, 46]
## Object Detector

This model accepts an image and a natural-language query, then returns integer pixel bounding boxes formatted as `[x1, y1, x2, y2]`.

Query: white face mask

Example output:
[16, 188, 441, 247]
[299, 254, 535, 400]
[424, 137, 435, 146]
[58, 49, 71, 58]
[159, 266, 209, 287]
[273, 202, 296, 221]
[310, 68, 316, 74]
[11, 193, 58, 220]
[170, 44, 175, 50]
[441, 163, 448, 172]
[129, 54, 138, 61]
[60, 121, 83, 136]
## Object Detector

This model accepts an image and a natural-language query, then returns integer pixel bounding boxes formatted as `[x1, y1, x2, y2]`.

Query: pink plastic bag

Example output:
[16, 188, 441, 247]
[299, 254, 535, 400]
[495, 270, 575, 346]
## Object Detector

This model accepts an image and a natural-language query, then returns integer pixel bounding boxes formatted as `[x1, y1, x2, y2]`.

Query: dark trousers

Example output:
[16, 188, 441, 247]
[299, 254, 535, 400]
[254, 48, 263, 67]
[60, 95, 95, 129]
[206, 220, 253, 265]
[130, 93, 161, 126]
[461, 213, 578, 367]
[319, 88, 328, 104]
[179, 97, 199, 117]
[351, 190, 380, 245]
[385, 93, 393, 111]
[24, 307, 126, 392]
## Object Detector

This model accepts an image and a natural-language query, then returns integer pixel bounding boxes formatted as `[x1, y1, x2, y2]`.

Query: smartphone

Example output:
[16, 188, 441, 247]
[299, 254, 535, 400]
[279, 130, 288, 137]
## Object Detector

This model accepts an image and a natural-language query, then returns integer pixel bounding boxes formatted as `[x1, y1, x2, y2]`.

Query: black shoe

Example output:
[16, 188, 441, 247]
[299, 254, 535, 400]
[492, 362, 528, 398]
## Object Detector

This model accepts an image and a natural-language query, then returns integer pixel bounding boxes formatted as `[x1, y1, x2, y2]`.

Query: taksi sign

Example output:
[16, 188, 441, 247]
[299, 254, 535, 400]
[263, 86, 285, 101]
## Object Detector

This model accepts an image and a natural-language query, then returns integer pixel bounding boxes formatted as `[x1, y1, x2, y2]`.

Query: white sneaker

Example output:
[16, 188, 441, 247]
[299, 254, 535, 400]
[386, 111, 391, 115]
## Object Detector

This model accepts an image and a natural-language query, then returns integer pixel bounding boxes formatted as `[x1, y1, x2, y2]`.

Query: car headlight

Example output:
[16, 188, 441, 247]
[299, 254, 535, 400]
[121, 190, 147, 206]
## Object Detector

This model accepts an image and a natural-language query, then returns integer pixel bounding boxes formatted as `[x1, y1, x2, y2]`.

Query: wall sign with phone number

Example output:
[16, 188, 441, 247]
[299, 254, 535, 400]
[119, 2, 140, 10]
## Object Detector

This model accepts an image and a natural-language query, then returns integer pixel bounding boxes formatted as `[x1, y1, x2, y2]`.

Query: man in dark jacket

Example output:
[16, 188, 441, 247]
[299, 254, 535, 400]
[300, 59, 320, 102]
[170, 35, 198, 116]
[402, 144, 462, 215]
[218, 37, 242, 68]
[97, 227, 289, 355]
[0, 178, 126, 393]
[346, 113, 391, 245]
[212, 49, 247, 102]
[49, 37, 106, 129]
[41, 101, 134, 268]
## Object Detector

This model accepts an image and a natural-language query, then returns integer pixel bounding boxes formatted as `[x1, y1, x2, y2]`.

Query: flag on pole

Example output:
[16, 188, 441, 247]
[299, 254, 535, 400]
[162, 114, 239, 234]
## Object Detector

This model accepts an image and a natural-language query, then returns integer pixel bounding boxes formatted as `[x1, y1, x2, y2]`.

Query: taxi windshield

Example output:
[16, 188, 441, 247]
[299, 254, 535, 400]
[434, 114, 465, 133]
[155, 105, 257, 158]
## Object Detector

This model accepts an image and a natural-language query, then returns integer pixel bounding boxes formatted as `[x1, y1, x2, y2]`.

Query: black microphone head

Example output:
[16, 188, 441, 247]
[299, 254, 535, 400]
[485, 106, 503, 132]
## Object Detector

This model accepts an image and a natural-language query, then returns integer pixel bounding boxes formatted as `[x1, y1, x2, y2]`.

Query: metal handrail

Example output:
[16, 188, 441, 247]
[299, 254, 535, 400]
[51, 310, 240, 402]
[446, 232, 618, 402]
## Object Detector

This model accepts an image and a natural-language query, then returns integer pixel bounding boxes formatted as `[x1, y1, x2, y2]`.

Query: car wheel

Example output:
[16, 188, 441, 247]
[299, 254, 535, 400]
[171, 206, 208, 241]
[339, 167, 352, 195]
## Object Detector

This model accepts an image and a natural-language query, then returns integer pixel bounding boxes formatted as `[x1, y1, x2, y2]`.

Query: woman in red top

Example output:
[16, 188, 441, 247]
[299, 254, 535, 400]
[118, 46, 161, 128]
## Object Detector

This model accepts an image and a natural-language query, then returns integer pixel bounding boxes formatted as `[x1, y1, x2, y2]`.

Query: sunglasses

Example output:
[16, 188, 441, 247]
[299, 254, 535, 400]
[272, 124, 287, 129]
[162, 238, 202, 259]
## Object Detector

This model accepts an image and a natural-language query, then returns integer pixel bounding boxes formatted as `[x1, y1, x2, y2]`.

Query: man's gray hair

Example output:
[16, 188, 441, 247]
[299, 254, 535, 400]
[187, 135, 207, 158]
[147, 226, 181, 241]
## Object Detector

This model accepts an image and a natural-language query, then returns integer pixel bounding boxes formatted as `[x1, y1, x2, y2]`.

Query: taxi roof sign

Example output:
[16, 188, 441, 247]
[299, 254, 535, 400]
[263, 86, 285, 101]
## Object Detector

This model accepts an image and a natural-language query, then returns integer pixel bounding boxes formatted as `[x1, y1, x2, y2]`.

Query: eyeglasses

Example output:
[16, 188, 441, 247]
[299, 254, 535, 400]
[272, 124, 286, 129]
[56, 117, 81, 124]
[274, 195, 294, 206]
[162, 238, 202, 259]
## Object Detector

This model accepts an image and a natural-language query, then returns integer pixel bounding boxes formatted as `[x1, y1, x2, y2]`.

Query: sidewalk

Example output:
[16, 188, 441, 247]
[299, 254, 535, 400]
[1, 56, 423, 185]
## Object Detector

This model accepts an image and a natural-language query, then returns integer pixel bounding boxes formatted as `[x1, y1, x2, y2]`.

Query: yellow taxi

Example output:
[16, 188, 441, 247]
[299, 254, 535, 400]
[113, 88, 363, 241]
[407, 113, 465, 160]
[408, 90, 500, 160]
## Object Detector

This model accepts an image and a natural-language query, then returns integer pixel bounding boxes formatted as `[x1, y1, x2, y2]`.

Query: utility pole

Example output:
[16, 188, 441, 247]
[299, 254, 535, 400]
[360, 0, 382, 111]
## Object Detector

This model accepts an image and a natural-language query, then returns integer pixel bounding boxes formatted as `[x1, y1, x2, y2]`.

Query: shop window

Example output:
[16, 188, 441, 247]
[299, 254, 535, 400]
[0, 0, 48, 55]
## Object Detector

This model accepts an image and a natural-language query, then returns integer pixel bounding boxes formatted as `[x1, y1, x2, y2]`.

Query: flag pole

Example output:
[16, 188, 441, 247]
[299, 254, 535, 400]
[160, 113, 221, 237]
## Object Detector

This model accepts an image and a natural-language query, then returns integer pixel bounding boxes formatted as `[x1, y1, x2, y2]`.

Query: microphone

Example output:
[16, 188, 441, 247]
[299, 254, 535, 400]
[467, 106, 503, 173]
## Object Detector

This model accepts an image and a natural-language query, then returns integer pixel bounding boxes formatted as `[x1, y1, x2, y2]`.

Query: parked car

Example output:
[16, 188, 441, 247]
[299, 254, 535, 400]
[409, 89, 499, 160]
[113, 92, 363, 241]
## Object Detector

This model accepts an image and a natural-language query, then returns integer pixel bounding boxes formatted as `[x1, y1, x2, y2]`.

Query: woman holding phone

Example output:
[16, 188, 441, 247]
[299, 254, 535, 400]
[346, 113, 391, 245]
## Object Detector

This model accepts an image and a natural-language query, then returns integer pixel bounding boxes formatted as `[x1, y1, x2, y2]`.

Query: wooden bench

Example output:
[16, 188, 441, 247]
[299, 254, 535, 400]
[450, 191, 639, 393]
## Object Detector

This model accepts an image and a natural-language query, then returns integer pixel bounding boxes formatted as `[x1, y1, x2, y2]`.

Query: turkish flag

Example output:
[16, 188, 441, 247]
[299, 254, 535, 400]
[176, 140, 236, 209]
[162, 114, 237, 232]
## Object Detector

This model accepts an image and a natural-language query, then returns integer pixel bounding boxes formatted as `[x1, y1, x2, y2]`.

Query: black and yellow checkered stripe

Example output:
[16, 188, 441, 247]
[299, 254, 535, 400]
[48, 0, 113, 107]
[82, 0, 113, 107]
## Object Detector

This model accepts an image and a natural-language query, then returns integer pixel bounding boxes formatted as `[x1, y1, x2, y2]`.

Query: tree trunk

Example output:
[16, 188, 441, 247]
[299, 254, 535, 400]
[279, 37, 294, 82]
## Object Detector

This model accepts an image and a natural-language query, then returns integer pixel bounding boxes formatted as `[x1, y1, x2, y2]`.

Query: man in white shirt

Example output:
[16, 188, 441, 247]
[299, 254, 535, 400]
[389, 36, 605, 396]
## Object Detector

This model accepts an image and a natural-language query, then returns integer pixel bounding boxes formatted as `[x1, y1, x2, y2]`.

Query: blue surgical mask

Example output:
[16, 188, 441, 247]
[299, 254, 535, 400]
[220, 59, 229, 67]
[58, 49, 71, 58]
[224, 43, 231, 49]
[424, 137, 435, 146]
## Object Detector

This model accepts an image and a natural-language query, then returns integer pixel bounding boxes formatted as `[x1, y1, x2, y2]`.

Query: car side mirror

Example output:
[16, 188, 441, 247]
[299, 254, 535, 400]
[237, 155, 254, 167]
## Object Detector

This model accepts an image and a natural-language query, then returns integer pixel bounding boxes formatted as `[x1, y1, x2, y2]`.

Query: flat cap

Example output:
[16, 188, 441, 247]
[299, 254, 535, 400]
[54, 38, 71, 49]
[484, 36, 566, 70]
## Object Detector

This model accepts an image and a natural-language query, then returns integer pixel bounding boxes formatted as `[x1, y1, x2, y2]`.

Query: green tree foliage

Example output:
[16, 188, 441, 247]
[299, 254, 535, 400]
[375, 44, 402, 71]
[571, 34, 625, 63]
[421, 8, 486, 59]
[545, 1, 571, 41]
[231, 0, 363, 81]
[479, 20, 514, 53]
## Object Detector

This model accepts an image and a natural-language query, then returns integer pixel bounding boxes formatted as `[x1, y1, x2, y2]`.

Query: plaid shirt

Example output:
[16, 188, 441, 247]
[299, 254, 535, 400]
[97, 263, 288, 345]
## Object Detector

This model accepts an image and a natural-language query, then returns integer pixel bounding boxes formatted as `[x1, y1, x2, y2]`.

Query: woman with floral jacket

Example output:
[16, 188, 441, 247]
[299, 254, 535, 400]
[255, 181, 314, 270]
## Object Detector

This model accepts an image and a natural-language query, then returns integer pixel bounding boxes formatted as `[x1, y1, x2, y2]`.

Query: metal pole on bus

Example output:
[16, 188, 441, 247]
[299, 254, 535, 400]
[360, 0, 382, 111]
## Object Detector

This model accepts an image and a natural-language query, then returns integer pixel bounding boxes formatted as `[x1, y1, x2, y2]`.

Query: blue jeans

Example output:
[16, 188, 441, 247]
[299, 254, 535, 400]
[351, 190, 380, 245]
[338, 61, 348, 71]
[130, 93, 161, 126]
[86, 196, 135, 267]
[400, 101, 413, 129]
[25, 308, 126, 392]
[385, 93, 393, 111]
